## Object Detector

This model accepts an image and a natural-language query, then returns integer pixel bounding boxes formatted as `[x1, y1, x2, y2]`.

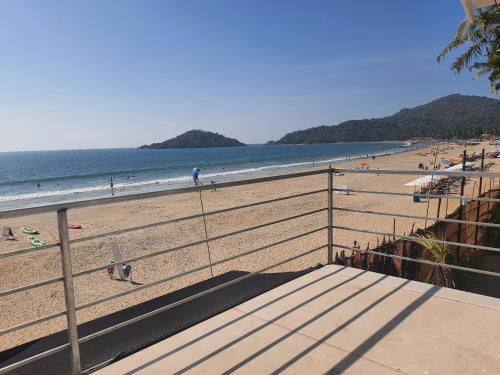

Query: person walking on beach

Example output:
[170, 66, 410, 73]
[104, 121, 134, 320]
[110, 177, 114, 196]
[192, 167, 200, 186]
[352, 240, 361, 267]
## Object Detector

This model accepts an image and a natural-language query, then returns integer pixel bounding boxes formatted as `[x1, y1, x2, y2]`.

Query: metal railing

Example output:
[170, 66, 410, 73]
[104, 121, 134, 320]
[1, 167, 500, 374]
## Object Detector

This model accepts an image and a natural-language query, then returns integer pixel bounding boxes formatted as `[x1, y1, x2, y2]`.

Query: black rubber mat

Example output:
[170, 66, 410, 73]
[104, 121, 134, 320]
[1, 267, 319, 374]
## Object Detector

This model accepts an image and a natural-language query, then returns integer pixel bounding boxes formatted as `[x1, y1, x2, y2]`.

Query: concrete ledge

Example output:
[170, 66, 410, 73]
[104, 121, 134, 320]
[97, 265, 500, 374]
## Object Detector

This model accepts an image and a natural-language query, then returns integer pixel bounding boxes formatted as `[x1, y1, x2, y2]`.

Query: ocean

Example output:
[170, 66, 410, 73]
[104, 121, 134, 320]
[0, 143, 414, 210]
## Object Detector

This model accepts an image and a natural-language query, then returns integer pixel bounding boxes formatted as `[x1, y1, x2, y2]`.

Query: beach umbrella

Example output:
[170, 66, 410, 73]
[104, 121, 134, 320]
[405, 175, 446, 187]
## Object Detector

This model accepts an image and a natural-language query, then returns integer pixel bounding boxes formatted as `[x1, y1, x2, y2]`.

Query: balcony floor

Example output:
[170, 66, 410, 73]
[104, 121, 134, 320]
[96, 265, 500, 374]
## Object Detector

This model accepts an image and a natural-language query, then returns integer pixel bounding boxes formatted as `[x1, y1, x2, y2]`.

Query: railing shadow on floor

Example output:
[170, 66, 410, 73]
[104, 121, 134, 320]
[125, 269, 374, 374]
[120, 266, 350, 375]
[323, 284, 439, 374]
[131, 274, 438, 375]
[221, 276, 412, 375]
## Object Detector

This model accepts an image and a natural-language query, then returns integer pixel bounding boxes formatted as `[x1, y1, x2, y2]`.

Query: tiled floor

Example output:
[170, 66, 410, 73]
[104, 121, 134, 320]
[96, 265, 500, 374]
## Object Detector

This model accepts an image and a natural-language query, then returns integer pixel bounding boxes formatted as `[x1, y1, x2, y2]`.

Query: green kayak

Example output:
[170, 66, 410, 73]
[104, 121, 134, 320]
[21, 227, 39, 235]
[28, 235, 45, 247]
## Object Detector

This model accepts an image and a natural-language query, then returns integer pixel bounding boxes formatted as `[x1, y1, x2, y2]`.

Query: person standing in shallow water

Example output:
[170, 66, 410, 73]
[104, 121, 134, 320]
[192, 167, 200, 186]
[110, 177, 114, 196]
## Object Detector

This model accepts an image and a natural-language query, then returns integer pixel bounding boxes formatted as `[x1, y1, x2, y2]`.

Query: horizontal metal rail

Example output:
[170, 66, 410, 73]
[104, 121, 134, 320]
[1, 166, 499, 374]
[0, 241, 324, 373]
[78, 243, 327, 344]
[0, 309, 66, 337]
[332, 187, 500, 203]
[76, 226, 327, 311]
[0, 343, 69, 374]
[0, 216, 327, 336]
[0, 190, 325, 263]
[331, 206, 500, 229]
[0, 242, 60, 260]
[0, 342, 70, 374]
[69, 188, 326, 246]
[72, 208, 327, 279]
[332, 225, 500, 253]
[0, 169, 331, 219]
[0, 276, 63, 298]
[0, 226, 325, 339]
[334, 168, 500, 178]
[332, 243, 500, 278]
[2, 168, 498, 220]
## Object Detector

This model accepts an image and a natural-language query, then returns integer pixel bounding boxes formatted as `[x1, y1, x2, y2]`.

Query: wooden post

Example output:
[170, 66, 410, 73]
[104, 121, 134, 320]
[392, 218, 396, 242]
[445, 184, 450, 217]
[474, 149, 485, 245]
[456, 149, 466, 262]
[488, 177, 493, 219]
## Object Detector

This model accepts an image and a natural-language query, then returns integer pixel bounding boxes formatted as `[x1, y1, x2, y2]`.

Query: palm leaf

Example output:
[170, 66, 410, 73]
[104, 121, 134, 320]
[437, 4, 499, 91]
[412, 232, 452, 264]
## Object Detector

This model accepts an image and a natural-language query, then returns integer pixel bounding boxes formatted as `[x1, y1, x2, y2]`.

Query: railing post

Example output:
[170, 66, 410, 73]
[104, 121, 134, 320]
[327, 169, 333, 264]
[57, 209, 81, 375]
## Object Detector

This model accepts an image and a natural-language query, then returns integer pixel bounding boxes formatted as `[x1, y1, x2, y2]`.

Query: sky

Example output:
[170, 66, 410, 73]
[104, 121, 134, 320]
[0, 0, 497, 151]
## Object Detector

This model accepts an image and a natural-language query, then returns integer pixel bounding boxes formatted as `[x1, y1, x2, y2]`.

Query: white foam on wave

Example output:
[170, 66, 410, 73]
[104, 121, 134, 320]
[0, 147, 408, 203]
[0, 176, 190, 202]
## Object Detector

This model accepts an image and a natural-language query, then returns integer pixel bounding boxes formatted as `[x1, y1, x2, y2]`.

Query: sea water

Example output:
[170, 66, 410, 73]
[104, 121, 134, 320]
[0, 143, 415, 210]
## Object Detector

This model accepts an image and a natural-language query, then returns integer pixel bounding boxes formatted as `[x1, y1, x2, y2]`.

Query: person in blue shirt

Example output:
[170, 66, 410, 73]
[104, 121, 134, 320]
[192, 167, 200, 186]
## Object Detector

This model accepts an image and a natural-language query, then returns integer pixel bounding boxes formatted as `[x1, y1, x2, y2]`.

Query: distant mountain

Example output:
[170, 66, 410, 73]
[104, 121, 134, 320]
[268, 94, 500, 144]
[139, 130, 246, 149]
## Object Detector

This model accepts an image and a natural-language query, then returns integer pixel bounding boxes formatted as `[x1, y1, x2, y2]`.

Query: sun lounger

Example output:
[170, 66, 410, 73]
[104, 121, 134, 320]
[111, 243, 132, 281]
[3, 226, 15, 241]
[335, 185, 350, 195]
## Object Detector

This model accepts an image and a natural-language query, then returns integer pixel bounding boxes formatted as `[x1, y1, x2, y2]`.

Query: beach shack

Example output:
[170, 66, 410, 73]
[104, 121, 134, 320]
[405, 162, 475, 199]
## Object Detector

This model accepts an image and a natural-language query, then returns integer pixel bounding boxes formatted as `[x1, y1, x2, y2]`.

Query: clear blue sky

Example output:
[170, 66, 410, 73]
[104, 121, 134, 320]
[0, 0, 497, 151]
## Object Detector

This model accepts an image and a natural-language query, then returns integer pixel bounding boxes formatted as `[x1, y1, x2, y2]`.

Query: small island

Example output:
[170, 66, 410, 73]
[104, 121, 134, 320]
[138, 130, 246, 149]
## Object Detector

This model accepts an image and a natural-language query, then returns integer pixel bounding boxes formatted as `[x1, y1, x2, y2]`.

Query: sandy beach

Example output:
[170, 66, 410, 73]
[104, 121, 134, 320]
[1, 142, 499, 351]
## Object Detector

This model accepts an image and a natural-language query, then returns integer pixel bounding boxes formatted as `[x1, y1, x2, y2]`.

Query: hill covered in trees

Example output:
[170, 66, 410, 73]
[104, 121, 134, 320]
[268, 94, 500, 144]
[139, 130, 246, 149]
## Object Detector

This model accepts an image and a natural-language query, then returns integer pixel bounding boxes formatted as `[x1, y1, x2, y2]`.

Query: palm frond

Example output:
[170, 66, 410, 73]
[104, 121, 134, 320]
[451, 41, 485, 73]
[412, 232, 452, 264]
[473, 66, 490, 80]
[437, 4, 500, 91]
[437, 20, 470, 62]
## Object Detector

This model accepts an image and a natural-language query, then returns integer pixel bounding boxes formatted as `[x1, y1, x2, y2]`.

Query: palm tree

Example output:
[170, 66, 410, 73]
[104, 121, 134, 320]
[412, 232, 455, 288]
[437, 5, 499, 92]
